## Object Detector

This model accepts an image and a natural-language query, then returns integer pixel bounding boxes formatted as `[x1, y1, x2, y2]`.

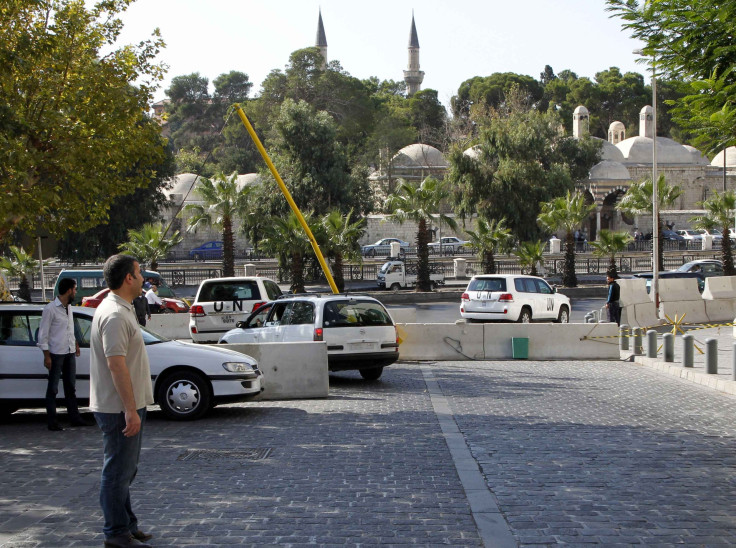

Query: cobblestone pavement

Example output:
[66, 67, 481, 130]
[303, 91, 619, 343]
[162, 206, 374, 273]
[2, 359, 736, 547]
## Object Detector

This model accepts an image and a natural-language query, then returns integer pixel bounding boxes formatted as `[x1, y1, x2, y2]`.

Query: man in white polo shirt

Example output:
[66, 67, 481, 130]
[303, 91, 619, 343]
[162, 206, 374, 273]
[90, 255, 154, 548]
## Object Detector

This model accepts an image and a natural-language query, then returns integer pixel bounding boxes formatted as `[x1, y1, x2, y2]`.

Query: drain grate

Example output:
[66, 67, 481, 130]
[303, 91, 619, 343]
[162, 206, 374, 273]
[177, 448, 273, 462]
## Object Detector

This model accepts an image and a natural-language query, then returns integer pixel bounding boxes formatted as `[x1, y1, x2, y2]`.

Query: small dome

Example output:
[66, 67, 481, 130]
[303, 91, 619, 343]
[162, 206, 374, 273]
[616, 136, 695, 164]
[589, 160, 630, 181]
[463, 145, 481, 160]
[236, 173, 261, 190]
[711, 146, 736, 168]
[592, 137, 625, 162]
[609, 121, 625, 132]
[164, 173, 199, 200]
[573, 105, 589, 116]
[392, 143, 448, 168]
[682, 145, 709, 165]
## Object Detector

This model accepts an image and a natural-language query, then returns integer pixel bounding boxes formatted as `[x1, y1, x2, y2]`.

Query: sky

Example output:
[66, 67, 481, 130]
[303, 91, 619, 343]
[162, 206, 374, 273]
[115, 0, 648, 111]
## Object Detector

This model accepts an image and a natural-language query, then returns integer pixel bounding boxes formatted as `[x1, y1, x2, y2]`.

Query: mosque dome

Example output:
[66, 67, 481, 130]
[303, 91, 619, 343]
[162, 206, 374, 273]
[392, 143, 448, 168]
[165, 173, 261, 203]
[236, 173, 261, 190]
[463, 145, 481, 160]
[682, 145, 709, 165]
[592, 137, 626, 162]
[589, 160, 630, 181]
[573, 105, 589, 116]
[711, 146, 736, 168]
[616, 136, 695, 164]
[164, 173, 199, 200]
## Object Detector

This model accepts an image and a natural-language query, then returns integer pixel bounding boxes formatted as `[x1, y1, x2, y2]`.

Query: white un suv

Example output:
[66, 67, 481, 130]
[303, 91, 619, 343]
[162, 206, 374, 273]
[460, 274, 570, 323]
[219, 294, 400, 380]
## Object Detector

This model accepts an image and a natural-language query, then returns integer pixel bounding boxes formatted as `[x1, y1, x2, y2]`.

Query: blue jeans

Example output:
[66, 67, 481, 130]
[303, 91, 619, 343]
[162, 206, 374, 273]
[94, 409, 146, 539]
[45, 353, 81, 426]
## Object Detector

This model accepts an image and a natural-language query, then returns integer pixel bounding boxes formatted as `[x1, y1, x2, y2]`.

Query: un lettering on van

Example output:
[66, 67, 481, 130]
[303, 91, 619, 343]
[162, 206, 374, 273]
[213, 300, 246, 313]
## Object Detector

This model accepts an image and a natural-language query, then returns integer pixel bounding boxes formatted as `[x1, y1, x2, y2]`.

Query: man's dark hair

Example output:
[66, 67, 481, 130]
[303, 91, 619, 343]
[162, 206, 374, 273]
[104, 254, 138, 290]
[58, 278, 76, 295]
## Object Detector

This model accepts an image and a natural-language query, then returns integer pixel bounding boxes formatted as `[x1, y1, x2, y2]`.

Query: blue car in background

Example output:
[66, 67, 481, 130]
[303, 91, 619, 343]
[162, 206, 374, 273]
[189, 241, 224, 261]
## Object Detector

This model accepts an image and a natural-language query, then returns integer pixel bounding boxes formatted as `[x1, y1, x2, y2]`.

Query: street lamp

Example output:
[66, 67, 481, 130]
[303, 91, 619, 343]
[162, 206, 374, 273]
[634, 48, 659, 313]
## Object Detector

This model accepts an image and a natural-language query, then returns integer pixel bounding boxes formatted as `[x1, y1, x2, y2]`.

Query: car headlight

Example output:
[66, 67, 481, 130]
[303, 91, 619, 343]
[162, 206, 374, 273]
[222, 362, 257, 373]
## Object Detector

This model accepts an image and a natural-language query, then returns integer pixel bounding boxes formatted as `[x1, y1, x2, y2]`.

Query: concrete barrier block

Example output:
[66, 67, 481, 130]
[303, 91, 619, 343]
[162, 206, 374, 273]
[705, 300, 736, 323]
[618, 278, 650, 306]
[659, 278, 701, 302]
[146, 314, 190, 340]
[633, 302, 662, 330]
[398, 323, 485, 360]
[660, 299, 709, 324]
[219, 342, 328, 400]
[703, 276, 736, 300]
[388, 307, 417, 323]
[620, 305, 636, 327]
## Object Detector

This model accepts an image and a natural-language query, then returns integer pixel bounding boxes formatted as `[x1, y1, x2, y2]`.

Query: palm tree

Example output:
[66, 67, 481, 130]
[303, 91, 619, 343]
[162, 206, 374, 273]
[464, 217, 513, 274]
[118, 222, 183, 271]
[538, 191, 596, 287]
[182, 172, 253, 277]
[385, 177, 457, 292]
[588, 229, 634, 278]
[514, 241, 545, 277]
[0, 246, 39, 301]
[616, 174, 683, 271]
[690, 190, 736, 275]
[260, 211, 316, 294]
[319, 210, 365, 293]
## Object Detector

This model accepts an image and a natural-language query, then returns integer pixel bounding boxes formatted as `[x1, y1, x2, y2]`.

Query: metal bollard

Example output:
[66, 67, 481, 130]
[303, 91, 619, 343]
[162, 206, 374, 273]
[620, 324, 630, 351]
[663, 333, 674, 362]
[633, 327, 643, 355]
[682, 334, 694, 368]
[705, 338, 718, 374]
[646, 330, 658, 358]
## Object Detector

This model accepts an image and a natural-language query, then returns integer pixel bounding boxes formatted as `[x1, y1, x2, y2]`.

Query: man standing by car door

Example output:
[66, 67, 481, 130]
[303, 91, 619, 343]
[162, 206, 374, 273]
[90, 255, 154, 548]
[37, 277, 90, 431]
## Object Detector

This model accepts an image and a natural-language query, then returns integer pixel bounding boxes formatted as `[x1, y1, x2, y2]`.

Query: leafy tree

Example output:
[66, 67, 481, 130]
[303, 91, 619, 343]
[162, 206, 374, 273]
[0, 0, 168, 243]
[260, 211, 317, 294]
[406, 89, 448, 149]
[451, 73, 544, 120]
[119, 223, 183, 271]
[464, 218, 513, 274]
[317, 210, 365, 292]
[514, 241, 545, 277]
[607, 0, 736, 153]
[385, 177, 457, 292]
[690, 191, 736, 275]
[589, 229, 634, 278]
[616, 175, 682, 271]
[0, 246, 39, 301]
[446, 96, 601, 241]
[182, 172, 253, 277]
[538, 191, 596, 287]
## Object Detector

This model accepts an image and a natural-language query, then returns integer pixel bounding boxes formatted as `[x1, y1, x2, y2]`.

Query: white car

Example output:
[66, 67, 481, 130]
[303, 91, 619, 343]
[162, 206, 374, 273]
[0, 304, 264, 421]
[675, 229, 704, 241]
[189, 276, 283, 343]
[219, 294, 399, 380]
[428, 236, 469, 255]
[460, 274, 570, 323]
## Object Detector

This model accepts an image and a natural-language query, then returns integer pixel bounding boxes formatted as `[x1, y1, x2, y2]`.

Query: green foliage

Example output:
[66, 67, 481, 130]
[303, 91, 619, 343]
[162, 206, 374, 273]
[118, 222, 183, 272]
[538, 191, 597, 287]
[607, 0, 736, 153]
[451, 73, 544, 119]
[182, 172, 253, 276]
[514, 241, 545, 277]
[691, 190, 736, 275]
[260, 211, 317, 293]
[446, 102, 601, 242]
[464, 218, 513, 275]
[588, 229, 633, 278]
[0, 246, 40, 301]
[386, 177, 456, 292]
[317, 210, 366, 292]
[0, 0, 169, 243]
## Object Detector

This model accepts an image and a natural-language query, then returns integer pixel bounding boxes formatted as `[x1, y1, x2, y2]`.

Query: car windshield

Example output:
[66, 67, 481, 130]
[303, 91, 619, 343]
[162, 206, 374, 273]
[199, 281, 259, 301]
[467, 278, 507, 292]
[379, 262, 392, 274]
[322, 300, 394, 327]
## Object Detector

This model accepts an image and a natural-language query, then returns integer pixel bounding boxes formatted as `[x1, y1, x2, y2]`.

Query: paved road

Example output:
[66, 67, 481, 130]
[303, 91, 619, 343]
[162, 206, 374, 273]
[2, 360, 736, 546]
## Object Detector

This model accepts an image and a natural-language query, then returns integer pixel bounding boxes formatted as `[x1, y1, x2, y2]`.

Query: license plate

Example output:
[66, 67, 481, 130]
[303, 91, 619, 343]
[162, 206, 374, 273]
[350, 342, 374, 350]
[221, 315, 235, 324]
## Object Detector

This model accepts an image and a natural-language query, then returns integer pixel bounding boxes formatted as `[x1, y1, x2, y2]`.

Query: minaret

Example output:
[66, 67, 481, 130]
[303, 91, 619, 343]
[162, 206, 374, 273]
[403, 13, 424, 96]
[316, 9, 327, 69]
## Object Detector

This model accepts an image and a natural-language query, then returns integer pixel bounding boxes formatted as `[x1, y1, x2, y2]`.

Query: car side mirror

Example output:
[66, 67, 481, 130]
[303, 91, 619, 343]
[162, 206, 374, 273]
[235, 321, 246, 328]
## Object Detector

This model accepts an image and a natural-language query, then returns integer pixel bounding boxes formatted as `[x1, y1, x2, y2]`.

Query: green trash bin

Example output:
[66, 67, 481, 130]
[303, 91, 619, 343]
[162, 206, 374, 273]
[512, 337, 529, 359]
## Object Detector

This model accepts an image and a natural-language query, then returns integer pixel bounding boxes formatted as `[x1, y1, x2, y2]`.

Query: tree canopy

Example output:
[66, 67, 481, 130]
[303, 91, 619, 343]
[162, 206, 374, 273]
[0, 0, 169, 243]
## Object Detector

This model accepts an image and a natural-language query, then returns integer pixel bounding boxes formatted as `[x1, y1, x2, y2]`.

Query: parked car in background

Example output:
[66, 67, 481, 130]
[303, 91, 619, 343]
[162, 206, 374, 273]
[460, 274, 570, 323]
[428, 237, 469, 255]
[189, 277, 283, 343]
[699, 229, 724, 243]
[633, 260, 724, 293]
[361, 238, 410, 257]
[189, 241, 224, 261]
[661, 229, 687, 249]
[81, 288, 189, 313]
[0, 303, 263, 420]
[54, 269, 177, 305]
[676, 229, 704, 241]
[220, 294, 399, 380]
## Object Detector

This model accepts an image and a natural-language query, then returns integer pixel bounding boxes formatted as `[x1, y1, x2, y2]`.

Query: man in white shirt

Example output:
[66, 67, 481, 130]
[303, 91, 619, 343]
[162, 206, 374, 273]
[37, 277, 89, 431]
[144, 284, 163, 314]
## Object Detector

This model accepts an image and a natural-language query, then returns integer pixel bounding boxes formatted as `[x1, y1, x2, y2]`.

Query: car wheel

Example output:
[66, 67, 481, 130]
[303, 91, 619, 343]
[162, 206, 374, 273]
[157, 371, 212, 421]
[557, 305, 570, 324]
[359, 367, 383, 380]
[161, 307, 174, 314]
[390, 283, 401, 293]
[517, 307, 532, 323]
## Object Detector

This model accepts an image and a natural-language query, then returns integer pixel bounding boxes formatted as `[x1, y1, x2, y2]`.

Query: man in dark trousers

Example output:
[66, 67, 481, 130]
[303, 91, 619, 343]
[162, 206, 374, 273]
[132, 290, 150, 327]
[605, 274, 622, 325]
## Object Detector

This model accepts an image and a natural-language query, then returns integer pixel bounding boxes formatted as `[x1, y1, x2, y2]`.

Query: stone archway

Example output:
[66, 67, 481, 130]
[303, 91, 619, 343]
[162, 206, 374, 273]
[583, 190, 597, 241]
[600, 189, 627, 233]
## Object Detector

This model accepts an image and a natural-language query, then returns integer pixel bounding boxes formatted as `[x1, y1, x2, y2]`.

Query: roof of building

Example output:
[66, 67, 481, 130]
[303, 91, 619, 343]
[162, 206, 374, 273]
[711, 146, 736, 168]
[616, 136, 695, 164]
[316, 9, 327, 47]
[408, 14, 419, 48]
[392, 144, 447, 168]
[589, 160, 631, 181]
